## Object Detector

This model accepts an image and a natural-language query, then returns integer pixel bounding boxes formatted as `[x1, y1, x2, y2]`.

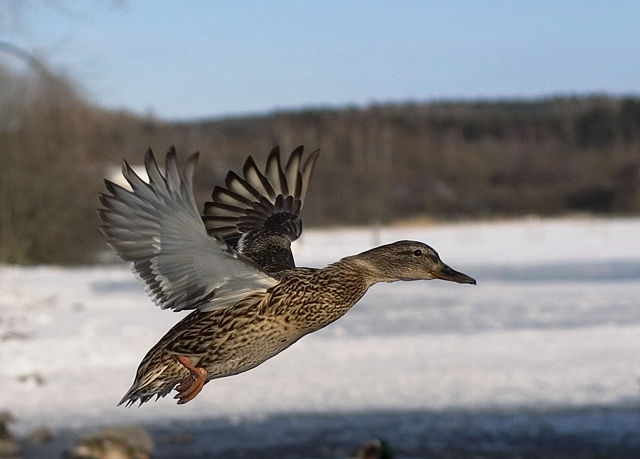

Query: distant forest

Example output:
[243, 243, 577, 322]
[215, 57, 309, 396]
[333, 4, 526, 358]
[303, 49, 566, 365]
[1, 60, 640, 263]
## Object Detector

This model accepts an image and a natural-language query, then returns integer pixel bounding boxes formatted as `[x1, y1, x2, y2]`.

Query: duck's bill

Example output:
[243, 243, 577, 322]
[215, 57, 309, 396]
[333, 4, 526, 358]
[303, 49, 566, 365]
[435, 264, 477, 285]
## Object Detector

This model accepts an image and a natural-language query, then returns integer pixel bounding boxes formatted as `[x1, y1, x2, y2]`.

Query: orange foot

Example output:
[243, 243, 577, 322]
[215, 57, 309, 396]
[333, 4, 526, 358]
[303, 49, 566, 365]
[174, 355, 207, 405]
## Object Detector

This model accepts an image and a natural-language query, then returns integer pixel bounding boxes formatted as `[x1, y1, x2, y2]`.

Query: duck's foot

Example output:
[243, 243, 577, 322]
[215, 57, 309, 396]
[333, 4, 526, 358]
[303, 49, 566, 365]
[173, 355, 207, 404]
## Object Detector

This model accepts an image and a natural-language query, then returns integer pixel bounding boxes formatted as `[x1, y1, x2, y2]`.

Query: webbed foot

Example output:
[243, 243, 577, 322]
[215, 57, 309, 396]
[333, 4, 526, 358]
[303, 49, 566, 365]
[174, 355, 207, 404]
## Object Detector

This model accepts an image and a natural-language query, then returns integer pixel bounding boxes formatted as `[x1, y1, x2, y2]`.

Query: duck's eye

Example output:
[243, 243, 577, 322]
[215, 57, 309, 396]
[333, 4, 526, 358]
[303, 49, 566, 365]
[413, 249, 423, 257]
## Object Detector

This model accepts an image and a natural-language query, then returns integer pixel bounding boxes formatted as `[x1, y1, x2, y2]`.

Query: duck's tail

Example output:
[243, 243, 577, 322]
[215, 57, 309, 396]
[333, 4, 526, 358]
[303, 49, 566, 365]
[118, 356, 183, 407]
[118, 381, 174, 407]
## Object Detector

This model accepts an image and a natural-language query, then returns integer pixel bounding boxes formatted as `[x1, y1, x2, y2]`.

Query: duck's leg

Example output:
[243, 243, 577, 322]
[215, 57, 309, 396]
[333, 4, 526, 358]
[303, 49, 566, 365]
[173, 355, 207, 404]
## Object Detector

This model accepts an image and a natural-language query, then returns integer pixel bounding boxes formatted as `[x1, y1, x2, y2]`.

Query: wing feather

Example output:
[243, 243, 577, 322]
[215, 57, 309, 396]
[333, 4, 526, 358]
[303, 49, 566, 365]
[99, 148, 277, 312]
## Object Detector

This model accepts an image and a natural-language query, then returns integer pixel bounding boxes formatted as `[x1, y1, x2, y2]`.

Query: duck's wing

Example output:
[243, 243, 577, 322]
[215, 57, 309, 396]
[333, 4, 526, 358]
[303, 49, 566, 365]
[202, 145, 320, 274]
[98, 148, 278, 312]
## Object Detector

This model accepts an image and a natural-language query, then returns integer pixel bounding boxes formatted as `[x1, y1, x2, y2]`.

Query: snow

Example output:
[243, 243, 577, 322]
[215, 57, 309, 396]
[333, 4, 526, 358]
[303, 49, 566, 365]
[1, 217, 640, 435]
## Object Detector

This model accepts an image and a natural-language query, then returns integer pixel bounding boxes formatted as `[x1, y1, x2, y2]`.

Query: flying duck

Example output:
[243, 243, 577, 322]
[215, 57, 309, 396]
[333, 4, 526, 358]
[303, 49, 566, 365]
[98, 146, 476, 406]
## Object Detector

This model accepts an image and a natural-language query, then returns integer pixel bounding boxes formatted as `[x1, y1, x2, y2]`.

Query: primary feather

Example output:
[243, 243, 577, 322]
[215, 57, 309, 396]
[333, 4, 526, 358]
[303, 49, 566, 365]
[98, 147, 277, 312]
[202, 145, 320, 273]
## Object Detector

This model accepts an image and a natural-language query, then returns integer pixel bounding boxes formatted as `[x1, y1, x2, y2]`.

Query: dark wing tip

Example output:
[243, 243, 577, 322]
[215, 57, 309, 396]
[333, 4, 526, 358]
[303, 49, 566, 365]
[242, 155, 258, 175]
[165, 146, 177, 163]
[268, 145, 281, 159]
[305, 148, 321, 168]
[144, 147, 159, 166]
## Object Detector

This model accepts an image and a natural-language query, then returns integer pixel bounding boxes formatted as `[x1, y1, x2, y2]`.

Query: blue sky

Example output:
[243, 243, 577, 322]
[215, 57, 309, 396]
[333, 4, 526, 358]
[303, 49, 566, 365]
[3, 1, 640, 120]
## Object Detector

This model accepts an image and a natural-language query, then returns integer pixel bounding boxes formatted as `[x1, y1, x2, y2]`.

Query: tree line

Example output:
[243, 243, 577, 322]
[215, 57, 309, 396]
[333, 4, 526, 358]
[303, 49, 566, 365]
[1, 61, 639, 264]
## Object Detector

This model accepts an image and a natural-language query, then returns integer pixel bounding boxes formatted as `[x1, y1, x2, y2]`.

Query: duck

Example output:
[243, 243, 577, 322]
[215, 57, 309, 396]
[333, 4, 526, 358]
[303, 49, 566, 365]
[98, 145, 476, 406]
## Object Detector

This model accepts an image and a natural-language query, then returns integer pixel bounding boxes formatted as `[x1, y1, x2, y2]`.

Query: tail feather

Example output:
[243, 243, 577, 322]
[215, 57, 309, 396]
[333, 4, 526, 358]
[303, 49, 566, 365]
[118, 360, 182, 407]
[118, 383, 174, 407]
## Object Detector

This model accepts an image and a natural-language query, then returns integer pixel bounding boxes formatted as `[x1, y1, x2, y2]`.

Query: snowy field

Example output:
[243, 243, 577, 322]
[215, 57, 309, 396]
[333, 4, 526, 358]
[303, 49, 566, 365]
[1, 217, 640, 454]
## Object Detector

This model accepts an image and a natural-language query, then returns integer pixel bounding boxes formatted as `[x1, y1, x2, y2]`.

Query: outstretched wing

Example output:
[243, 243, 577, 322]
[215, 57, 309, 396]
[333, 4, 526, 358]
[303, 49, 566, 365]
[202, 145, 320, 274]
[98, 147, 278, 312]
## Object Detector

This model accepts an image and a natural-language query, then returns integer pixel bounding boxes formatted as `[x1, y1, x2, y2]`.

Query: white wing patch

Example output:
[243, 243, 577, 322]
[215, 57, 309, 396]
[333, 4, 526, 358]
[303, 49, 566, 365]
[98, 148, 278, 312]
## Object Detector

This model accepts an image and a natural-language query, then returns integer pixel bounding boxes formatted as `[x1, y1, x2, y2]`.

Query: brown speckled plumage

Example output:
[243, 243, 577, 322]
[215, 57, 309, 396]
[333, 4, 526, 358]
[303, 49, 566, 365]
[98, 145, 476, 406]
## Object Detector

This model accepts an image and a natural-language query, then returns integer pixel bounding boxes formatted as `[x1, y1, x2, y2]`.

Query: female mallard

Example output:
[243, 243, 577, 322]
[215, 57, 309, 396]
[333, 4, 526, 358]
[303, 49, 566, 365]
[99, 146, 475, 406]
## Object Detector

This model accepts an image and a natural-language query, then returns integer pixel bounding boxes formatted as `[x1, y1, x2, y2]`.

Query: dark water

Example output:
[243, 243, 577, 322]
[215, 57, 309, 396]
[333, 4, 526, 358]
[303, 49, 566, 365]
[20, 406, 640, 458]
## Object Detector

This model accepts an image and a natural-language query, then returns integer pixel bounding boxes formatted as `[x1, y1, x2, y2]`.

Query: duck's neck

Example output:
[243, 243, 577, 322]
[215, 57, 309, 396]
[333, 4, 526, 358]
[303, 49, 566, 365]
[285, 259, 372, 335]
[289, 254, 399, 335]
[337, 252, 399, 285]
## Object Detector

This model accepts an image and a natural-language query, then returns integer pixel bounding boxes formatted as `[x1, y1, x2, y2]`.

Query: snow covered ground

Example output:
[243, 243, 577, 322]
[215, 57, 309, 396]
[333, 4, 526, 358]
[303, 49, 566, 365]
[1, 217, 639, 439]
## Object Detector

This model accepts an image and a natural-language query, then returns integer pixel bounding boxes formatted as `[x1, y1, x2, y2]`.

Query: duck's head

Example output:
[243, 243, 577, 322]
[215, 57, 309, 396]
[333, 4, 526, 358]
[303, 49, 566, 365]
[348, 240, 476, 285]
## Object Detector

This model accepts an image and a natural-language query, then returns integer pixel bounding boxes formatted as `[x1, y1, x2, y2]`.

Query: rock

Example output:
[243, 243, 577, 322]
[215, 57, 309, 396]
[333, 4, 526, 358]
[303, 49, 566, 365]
[27, 426, 54, 444]
[68, 426, 152, 459]
[169, 432, 193, 444]
[0, 331, 30, 342]
[0, 411, 20, 459]
[0, 412, 14, 436]
[0, 438, 20, 459]
[16, 373, 45, 386]
[356, 438, 393, 459]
